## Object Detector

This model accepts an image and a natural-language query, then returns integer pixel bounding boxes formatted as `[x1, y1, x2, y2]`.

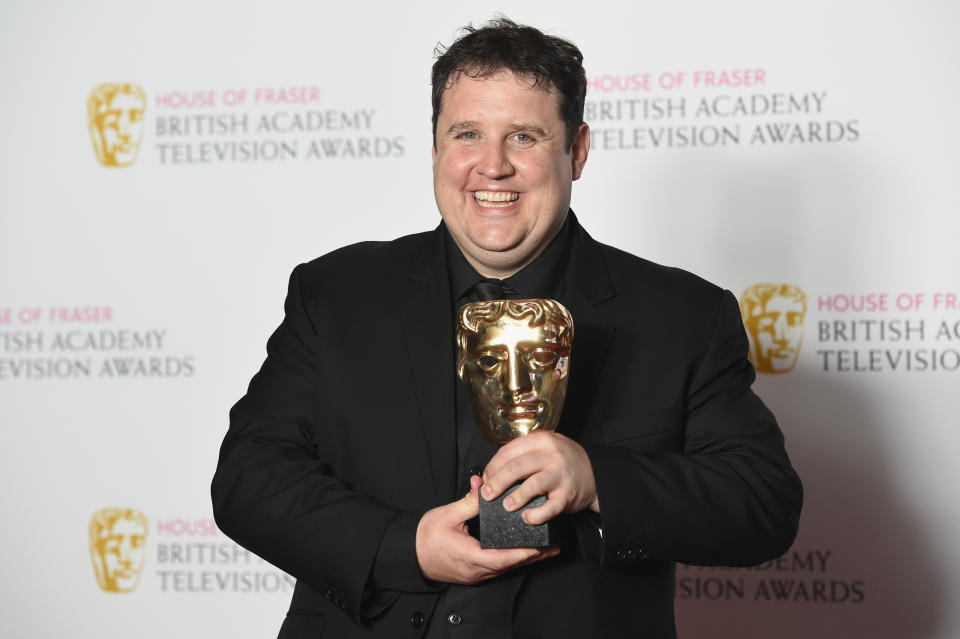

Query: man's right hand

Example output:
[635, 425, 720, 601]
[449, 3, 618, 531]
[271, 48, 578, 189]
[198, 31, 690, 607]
[415, 475, 560, 584]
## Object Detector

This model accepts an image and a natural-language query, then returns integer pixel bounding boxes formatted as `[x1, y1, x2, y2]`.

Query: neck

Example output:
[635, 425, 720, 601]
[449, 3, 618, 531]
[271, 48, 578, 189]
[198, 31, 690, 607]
[464, 250, 539, 279]
[454, 215, 568, 279]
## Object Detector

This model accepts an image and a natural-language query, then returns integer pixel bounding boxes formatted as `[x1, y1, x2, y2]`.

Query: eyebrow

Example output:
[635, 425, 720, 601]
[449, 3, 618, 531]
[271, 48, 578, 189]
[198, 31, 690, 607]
[444, 120, 478, 136]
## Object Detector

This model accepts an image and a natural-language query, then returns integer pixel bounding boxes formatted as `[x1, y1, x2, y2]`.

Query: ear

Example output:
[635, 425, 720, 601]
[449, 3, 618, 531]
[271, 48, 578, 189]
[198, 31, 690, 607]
[570, 122, 590, 181]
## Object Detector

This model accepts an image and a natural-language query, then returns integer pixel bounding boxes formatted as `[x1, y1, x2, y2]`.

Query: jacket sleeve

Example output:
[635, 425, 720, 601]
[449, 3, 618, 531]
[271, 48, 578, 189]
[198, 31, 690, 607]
[584, 290, 803, 568]
[211, 265, 434, 623]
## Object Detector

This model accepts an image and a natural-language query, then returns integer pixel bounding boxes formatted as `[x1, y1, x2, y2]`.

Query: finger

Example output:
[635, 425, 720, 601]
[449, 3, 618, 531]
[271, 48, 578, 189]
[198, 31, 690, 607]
[477, 545, 562, 578]
[502, 471, 554, 512]
[468, 546, 543, 577]
[441, 479, 481, 525]
[521, 496, 565, 526]
[513, 546, 562, 569]
[465, 473, 483, 497]
[482, 451, 547, 502]
[482, 433, 546, 482]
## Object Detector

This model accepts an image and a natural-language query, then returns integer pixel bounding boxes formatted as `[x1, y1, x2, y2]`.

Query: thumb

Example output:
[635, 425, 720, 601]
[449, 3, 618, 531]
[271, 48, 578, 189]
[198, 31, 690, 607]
[448, 474, 482, 523]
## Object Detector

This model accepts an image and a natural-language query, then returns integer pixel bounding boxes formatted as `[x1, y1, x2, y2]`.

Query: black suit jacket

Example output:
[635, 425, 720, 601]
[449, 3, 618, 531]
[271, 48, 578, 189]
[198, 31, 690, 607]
[212, 215, 802, 638]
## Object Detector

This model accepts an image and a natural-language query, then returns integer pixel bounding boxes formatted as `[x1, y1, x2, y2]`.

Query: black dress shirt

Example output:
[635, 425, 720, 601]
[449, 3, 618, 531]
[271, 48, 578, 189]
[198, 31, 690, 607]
[425, 217, 573, 638]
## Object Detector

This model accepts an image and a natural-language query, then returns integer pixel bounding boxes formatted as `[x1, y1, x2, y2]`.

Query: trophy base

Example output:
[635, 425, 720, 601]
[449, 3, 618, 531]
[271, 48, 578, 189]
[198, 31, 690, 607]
[478, 484, 559, 549]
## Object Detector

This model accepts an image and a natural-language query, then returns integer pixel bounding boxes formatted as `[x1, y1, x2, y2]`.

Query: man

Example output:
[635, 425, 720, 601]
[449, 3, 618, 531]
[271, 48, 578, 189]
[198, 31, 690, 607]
[212, 18, 801, 638]
[740, 283, 808, 374]
[89, 507, 148, 593]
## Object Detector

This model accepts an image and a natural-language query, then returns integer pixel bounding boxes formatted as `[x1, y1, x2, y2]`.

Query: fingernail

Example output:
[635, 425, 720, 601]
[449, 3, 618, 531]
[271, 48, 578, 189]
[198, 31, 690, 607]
[503, 497, 513, 510]
[482, 485, 492, 498]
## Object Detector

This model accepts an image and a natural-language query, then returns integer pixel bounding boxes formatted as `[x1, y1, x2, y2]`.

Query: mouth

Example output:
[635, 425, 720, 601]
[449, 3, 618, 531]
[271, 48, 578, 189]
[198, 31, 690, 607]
[499, 401, 542, 420]
[474, 191, 520, 209]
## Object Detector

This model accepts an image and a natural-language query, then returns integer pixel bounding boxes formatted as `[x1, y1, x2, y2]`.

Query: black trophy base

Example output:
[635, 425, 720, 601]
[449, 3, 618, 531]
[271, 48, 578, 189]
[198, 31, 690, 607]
[478, 484, 558, 549]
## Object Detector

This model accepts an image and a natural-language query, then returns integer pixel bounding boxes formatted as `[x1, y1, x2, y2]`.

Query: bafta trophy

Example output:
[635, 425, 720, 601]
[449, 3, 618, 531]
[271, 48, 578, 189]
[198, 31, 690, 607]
[456, 298, 573, 548]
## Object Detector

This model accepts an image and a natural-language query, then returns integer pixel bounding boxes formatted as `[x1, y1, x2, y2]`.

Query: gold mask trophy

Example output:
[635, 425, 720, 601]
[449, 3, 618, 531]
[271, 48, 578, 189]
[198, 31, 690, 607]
[457, 298, 573, 548]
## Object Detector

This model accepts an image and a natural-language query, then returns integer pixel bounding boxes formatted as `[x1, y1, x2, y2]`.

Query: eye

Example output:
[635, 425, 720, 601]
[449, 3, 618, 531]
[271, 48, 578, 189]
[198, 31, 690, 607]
[513, 132, 534, 144]
[526, 348, 558, 370]
[459, 131, 478, 140]
[477, 354, 500, 372]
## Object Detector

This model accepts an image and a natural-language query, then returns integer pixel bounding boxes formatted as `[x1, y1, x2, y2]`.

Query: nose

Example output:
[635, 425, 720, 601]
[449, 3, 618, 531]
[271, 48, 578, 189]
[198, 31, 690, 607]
[773, 315, 788, 344]
[476, 142, 514, 179]
[505, 350, 532, 396]
[117, 112, 132, 139]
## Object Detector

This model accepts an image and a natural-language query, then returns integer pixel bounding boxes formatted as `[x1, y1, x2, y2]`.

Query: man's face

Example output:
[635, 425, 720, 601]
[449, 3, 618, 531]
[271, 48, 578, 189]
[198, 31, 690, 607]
[459, 310, 571, 443]
[433, 71, 589, 277]
[749, 295, 805, 373]
[95, 518, 147, 592]
[95, 92, 145, 166]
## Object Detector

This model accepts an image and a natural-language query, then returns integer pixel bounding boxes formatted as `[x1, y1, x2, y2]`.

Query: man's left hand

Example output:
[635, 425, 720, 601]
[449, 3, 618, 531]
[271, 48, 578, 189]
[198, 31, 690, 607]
[481, 431, 600, 525]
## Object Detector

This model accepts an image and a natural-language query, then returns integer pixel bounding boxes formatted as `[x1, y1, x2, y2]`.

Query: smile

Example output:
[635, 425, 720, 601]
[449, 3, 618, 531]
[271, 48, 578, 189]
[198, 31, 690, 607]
[474, 191, 520, 208]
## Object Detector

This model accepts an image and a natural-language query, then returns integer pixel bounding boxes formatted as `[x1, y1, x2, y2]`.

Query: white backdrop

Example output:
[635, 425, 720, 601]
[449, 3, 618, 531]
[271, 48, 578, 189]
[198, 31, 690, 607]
[1, 1, 957, 637]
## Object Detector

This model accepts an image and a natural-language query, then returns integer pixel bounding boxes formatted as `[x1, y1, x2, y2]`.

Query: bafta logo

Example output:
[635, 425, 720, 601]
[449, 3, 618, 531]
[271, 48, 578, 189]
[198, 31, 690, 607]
[89, 507, 148, 593]
[739, 283, 808, 374]
[88, 83, 146, 167]
[457, 299, 573, 444]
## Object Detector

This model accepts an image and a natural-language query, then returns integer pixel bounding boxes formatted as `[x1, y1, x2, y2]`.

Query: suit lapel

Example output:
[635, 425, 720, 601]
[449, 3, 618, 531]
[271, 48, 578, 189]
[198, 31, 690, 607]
[557, 216, 616, 444]
[399, 227, 458, 505]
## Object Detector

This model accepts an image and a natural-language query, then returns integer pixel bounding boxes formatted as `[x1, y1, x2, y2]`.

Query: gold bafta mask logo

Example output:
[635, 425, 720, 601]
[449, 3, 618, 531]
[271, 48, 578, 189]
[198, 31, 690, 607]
[457, 299, 573, 444]
[89, 507, 148, 593]
[739, 283, 808, 374]
[88, 83, 146, 167]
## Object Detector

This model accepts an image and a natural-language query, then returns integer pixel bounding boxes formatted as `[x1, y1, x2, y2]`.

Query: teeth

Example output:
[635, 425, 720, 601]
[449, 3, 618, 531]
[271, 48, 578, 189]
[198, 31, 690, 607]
[474, 191, 519, 207]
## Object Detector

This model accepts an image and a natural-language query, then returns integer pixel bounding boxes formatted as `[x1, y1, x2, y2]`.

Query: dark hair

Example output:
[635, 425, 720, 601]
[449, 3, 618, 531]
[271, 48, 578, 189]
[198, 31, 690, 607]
[431, 17, 586, 150]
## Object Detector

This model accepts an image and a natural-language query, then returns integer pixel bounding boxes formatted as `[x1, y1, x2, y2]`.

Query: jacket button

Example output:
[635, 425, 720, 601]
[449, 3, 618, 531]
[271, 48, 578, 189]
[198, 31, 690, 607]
[626, 549, 638, 560]
[617, 550, 628, 560]
[447, 612, 463, 626]
[638, 548, 649, 559]
[410, 611, 425, 628]
[468, 466, 482, 477]
[323, 588, 335, 600]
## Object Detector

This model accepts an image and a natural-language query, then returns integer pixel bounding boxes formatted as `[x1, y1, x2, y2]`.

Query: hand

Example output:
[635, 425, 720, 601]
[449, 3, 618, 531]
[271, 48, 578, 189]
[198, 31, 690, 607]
[481, 431, 599, 526]
[415, 475, 560, 584]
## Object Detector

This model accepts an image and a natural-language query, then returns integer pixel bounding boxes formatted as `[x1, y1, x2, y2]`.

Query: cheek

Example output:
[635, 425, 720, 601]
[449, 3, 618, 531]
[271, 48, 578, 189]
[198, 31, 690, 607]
[527, 370, 545, 395]
[516, 154, 569, 185]
[436, 151, 473, 183]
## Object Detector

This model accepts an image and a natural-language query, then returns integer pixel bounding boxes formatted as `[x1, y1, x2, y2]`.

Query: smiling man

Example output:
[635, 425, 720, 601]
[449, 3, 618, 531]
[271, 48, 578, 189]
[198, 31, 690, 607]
[213, 18, 802, 638]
